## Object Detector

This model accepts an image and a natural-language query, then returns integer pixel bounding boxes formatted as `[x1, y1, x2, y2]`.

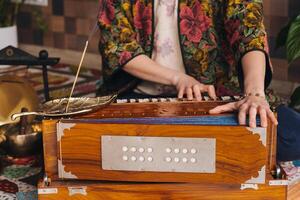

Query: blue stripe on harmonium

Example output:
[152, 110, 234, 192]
[75, 115, 260, 126]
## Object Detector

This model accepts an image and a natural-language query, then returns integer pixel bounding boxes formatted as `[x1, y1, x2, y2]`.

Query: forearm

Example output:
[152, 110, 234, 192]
[242, 51, 266, 95]
[123, 54, 178, 85]
[210, 50, 277, 127]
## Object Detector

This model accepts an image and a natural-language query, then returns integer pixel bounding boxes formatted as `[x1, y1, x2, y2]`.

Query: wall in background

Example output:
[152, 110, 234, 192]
[264, 0, 300, 59]
[18, 0, 100, 54]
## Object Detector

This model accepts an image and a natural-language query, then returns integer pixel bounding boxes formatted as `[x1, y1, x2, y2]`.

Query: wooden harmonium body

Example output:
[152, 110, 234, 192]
[42, 97, 281, 187]
[38, 179, 288, 200]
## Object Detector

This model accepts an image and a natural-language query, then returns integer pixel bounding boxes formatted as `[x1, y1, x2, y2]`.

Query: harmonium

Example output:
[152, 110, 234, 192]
[38, 96, 292, 200]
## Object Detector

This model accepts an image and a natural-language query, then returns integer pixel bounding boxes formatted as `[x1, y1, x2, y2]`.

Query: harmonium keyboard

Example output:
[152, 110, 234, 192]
[39, 96, 290, 200]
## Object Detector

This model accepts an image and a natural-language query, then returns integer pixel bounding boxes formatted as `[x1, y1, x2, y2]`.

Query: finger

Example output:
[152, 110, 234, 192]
[193, 85, 202, 101]
[238, 104, 249, 125]
[249, 105, 257, 128]
[178, 86, 185, 99]
[209, 102, 236, 114]
[207, 85, 217, 100]
[259, 108, 268, 128]
[267, 109, 279, 125]
[186, 87, 193, 100]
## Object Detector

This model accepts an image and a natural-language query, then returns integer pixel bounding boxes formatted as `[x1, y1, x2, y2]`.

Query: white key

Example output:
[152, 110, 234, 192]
[138, 98, 150, 103]
[159, 98, 167, 102]
[129, 99, 136, 103]
[150, 98, 158, 102]
[221, 96, 231, 101]
[116, 99, 128, 103]
[168, 98, 177, 102]
[233, 96, 241, 100]
[203, 96, 210, 101]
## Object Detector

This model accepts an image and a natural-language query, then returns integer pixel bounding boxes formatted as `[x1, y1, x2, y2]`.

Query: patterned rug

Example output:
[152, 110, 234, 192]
[0, 63, 101, 101]
[0, 155, 42, 200]
[281, 160, 300, 185]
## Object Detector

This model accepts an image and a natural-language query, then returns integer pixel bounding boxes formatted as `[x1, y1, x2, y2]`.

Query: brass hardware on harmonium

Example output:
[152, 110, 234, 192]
[39, 96, 290, 200]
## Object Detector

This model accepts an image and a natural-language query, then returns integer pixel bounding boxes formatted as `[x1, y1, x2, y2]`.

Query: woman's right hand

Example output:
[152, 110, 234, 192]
[172, 73, 217, 101]
[123, 55, 216, 100]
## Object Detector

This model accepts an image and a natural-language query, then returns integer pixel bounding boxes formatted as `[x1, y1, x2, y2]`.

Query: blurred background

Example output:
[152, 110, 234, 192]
[2, 0, 298, 100]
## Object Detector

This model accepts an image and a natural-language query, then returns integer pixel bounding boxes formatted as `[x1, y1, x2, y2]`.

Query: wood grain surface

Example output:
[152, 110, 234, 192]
[288, 182, 300, 200]
[56, 122, 267, 183]
[38, 180, 287, 200]
[43, 120, 59, 180]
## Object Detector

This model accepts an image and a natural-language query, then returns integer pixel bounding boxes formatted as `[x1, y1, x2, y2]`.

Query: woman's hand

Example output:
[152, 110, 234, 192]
[209, 95, 278, 128]
[172, 73, 217, 101]
[124, 55, 216, 101]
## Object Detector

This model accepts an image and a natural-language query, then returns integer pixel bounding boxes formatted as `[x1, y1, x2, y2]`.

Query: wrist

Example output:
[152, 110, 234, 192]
[244, 86, 264, 94]
[243, 92, 266, 99]
[244, 86, 265, 98]
[170, 71, 182, 86]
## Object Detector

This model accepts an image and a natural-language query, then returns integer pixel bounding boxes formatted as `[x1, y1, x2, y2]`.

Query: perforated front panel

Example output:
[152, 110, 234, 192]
[102, 136, 216, 173]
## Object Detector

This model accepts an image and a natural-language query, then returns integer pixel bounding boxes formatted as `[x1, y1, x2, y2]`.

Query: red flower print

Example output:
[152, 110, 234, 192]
[134, 1, 152, 35]
[216, 84, 238, 97]
[119, 51, 132, 65]
[221, 41, 235, 66]
[98, 0, 115, 25]
[225, 20, 240, 46]
[180, 1, 211, 43]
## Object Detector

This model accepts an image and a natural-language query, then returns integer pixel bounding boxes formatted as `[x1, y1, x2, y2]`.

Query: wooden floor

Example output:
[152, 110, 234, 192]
[288, 183, 300, 200]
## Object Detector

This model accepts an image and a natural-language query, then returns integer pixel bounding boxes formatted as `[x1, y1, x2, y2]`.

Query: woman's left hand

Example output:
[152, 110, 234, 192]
[209, 96, 278, 128]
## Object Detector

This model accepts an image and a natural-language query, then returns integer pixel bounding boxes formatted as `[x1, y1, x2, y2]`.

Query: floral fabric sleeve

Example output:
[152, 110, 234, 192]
[224, 0, 272, 89]
[98, 0, 145, 77]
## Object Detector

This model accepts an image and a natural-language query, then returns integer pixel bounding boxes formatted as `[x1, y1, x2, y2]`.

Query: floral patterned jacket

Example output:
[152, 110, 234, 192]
[97, 0, 272, 96]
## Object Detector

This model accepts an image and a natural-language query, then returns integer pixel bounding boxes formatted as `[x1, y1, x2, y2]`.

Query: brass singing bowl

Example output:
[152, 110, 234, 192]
[5, 131, 42, 157]
[1, 124, 42, 157]
[0, 75, 39, 126]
